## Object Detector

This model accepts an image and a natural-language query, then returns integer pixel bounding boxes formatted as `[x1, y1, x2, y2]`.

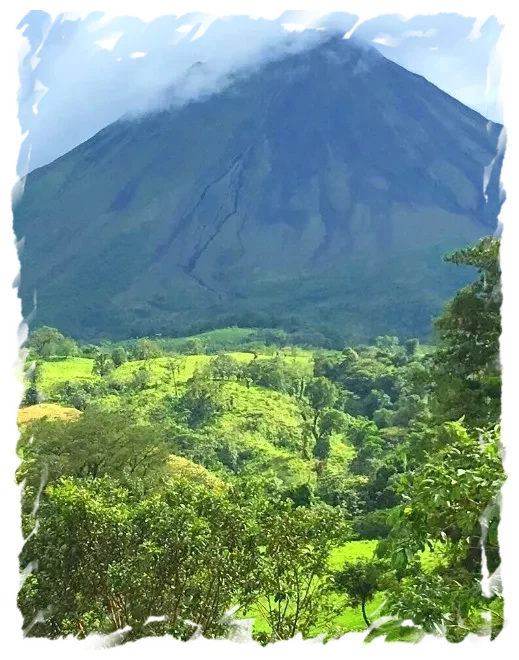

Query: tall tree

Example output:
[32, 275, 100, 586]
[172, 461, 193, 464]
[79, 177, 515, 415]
[432, 237, 501, 428]
[301, 378, 348, 459]
[250, 500, 349, 641]
[28, 327, 65, 359]
[378, 237, 504, 640]
[335, 559, 387, 627]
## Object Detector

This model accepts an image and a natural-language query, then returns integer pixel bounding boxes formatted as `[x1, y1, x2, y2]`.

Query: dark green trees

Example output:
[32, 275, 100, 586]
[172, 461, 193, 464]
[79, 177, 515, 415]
[432, 237, 501, 429]
[379, 237, 504, 640]
[22, 361, 42, 406]
[27, 326, 78, 359]
[335, 559, 386, 627]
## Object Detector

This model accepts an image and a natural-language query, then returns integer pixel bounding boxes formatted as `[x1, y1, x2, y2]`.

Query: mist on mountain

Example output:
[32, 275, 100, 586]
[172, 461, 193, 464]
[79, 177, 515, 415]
[17, 11, 502, 174]
[14, 35, 504, 344]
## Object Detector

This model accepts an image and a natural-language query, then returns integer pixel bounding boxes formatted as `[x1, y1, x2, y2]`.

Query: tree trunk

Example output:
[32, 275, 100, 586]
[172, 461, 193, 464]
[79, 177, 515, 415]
[361, 599, 371, 628]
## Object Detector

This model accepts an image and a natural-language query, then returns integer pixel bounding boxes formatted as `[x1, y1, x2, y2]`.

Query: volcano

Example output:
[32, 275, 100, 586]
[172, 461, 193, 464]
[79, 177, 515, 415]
[13, 35, 504, 342]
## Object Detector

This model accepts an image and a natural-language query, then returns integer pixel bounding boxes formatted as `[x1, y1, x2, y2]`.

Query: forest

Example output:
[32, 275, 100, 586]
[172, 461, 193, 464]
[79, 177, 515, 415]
[16, 237, 503, 644]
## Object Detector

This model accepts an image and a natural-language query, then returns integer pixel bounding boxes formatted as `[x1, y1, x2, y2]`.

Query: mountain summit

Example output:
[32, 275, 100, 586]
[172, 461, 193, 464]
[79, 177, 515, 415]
[14, 36, 504, 342]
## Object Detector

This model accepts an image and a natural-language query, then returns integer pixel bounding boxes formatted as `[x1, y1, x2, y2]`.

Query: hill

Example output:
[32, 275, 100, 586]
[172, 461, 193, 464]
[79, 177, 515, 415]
[14, 35, 503, 342]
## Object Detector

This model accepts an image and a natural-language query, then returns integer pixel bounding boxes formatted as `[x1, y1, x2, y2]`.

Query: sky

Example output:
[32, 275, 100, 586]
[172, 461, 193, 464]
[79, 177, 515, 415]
[16, 9, 503, 174]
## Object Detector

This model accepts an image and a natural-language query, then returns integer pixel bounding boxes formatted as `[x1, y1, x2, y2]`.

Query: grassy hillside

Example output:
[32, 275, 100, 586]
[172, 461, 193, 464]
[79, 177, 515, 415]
[21, 341, 429, 642]
[19, 269, 503, 646]
[38, 352, 313, 390]
[17, 402, 81, 428]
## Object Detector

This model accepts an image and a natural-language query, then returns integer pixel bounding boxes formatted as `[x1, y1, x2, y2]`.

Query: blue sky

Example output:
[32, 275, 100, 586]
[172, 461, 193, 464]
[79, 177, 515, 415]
[17, 10, 502, 174]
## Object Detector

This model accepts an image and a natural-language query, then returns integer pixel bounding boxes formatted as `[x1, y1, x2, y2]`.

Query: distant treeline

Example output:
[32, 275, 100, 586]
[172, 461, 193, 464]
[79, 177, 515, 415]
[26, 323, 431, 361]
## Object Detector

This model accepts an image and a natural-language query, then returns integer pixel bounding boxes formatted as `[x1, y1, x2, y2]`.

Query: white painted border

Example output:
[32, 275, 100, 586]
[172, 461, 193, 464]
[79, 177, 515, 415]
[1, 2, 517, 658]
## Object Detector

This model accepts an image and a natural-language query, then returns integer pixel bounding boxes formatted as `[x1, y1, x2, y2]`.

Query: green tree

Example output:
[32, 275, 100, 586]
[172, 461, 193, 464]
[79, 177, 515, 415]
[28, 326, 65, 359]
[404, 338, 419, 357]
[312, 435, 332, 461]
[19, 478, 268, 641]
[61, 337, 79, 358]
[22, 361, 43, 406]
[92, 352, 114, 377]
[335, 559, 387, 627]
[206, 354, 242, 381]
[177, 376, 224, 428]
[316, 461, 366, 510]
[380, 422, 504, 638]
[111, 345, 128, 367]
[130, 365, 151, 391]
[305, 377, 338, 411]
[17, 409, 170, 498]
[19, 477, 133, 638]
[245, 357, 302, 395]
[372, 408, 394, 429]
[375, 336, 400, 352]
[250, 501, 349, 640]
[50, 379, 97, 411]
[164, 356, 183, 393]
[360, 389, 392, 418]
[432, 237, 501, 429]
[133, 338, 162, 362]
[300, 379, 348, 460]
[180, 338, 207, 355]
[348, 418, 385, 478]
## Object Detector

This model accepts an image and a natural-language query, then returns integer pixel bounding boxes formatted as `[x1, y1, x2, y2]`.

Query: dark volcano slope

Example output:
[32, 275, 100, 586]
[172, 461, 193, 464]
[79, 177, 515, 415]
[14, 36, 504, 342]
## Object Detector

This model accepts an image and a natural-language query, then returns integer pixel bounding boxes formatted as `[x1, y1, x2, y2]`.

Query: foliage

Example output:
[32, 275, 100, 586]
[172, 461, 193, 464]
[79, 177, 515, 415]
[111, 345, 128, 367]
[27, 327, 70, 359]
[16, 237, 504, 645]
[175, 375, 225, 428]
[50, 379, 99, 411]
[244, 357, 305, 395]
[92, 352, 115, 377]
[334, 559, 388, 626]
[17, 408, 171, 501]
[249, 501, 350, 640]
[379, 422, 504, 637]
[22, 361, 43, 406]
[132, 338, 163, 362]
[432, 237, 501, 429]
[203, 354, 242, 381]
[19, 478, 262, 639]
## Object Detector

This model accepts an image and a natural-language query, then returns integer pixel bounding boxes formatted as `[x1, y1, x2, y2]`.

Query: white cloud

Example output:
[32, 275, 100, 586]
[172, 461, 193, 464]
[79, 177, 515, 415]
[95, 32, 123, 51]
[403, 29, 437, 38]
[281, 23, 307, 32]
[373, 28, 437, 49]
[28, 19, 53, 70]
[372, 34, 400, 47]
[31, 80, 49, 116]
[190, 23, 213, 41]
[468, 16, 485, 41]
[17, 11, 502, 173]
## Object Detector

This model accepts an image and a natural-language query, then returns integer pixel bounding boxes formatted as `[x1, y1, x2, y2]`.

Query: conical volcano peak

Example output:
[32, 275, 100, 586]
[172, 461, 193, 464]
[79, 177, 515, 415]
[14, 39, 503, 341]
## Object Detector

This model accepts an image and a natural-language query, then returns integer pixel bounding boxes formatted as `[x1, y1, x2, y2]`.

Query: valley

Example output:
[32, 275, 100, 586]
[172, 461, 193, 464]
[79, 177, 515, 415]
[17, 239, 503, 642]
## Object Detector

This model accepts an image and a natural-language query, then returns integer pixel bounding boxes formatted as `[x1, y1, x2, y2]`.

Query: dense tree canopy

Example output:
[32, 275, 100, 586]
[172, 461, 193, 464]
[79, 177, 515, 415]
[18, 237, 503, 644]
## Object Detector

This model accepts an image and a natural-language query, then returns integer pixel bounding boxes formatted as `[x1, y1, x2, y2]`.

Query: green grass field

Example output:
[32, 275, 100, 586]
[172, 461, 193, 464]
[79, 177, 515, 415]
[28, 348, 447, 641]
[159, 327, 257, 351]
[37, 351, 314, 394]
[329, 540, 377, 569]
[240, 540, 384, 638]
[38, 357, 96, 391]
